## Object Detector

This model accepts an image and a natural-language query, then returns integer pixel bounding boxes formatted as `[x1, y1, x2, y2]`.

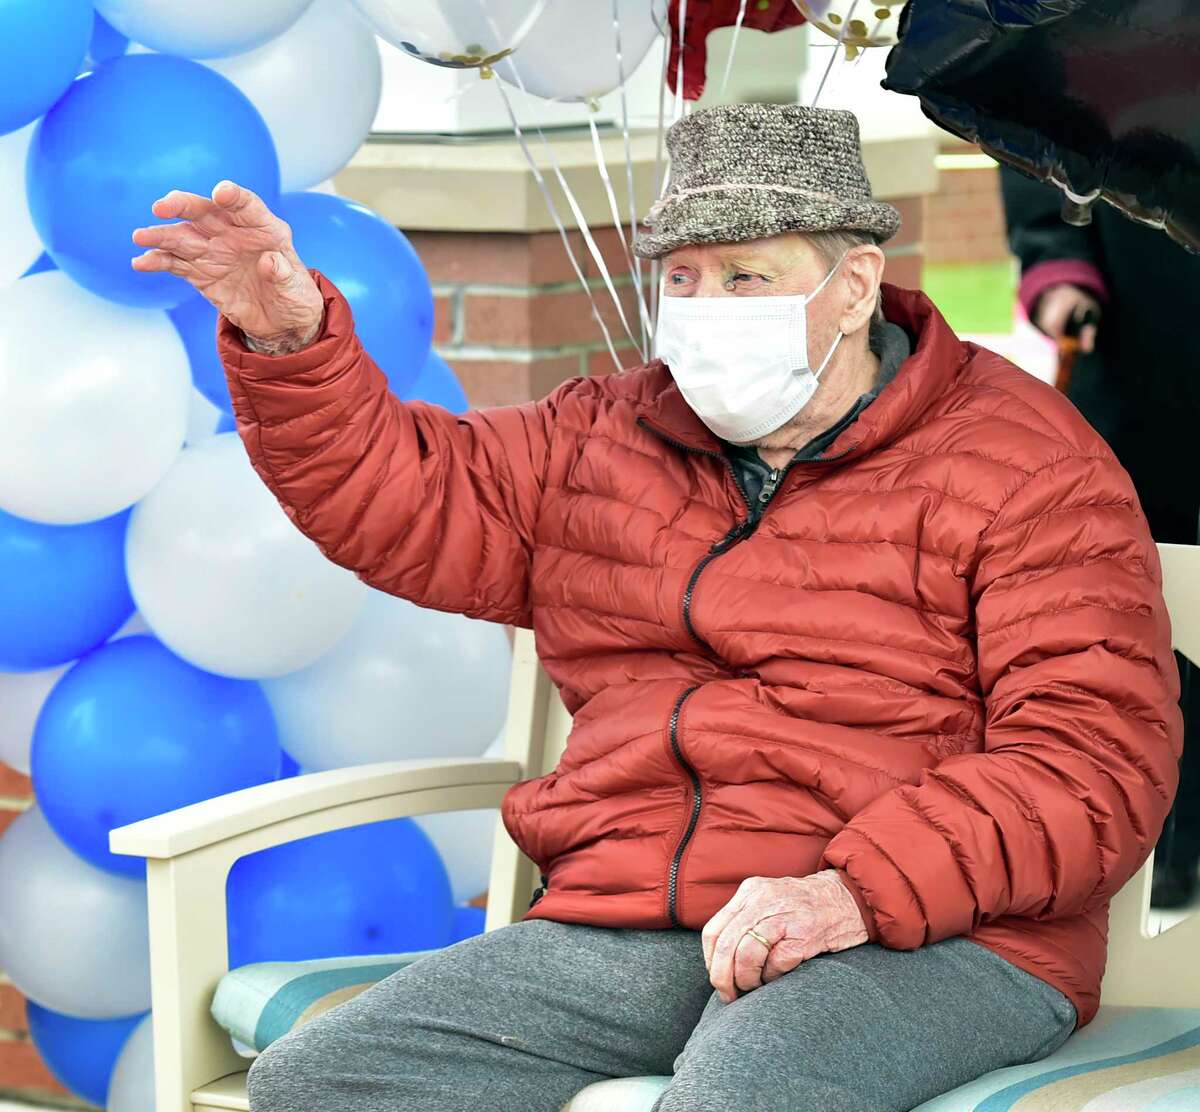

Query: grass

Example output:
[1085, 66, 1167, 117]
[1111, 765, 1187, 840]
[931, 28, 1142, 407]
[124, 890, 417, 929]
[923, 259, 1018, 334]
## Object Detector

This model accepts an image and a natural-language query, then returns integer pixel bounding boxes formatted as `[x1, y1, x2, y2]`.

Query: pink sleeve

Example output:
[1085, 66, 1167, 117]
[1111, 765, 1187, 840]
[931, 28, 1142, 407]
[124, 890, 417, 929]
[1018, 259, 1109, 320]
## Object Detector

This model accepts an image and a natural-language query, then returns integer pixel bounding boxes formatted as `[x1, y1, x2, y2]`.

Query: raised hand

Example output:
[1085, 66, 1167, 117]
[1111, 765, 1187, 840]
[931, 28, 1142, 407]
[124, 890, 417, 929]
[131, 180, 325, 354]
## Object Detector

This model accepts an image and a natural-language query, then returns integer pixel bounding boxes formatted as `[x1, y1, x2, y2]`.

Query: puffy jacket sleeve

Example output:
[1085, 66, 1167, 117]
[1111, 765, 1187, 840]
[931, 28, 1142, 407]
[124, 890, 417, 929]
[820, 451, 1183, 947]
[215, 267, 582, 627]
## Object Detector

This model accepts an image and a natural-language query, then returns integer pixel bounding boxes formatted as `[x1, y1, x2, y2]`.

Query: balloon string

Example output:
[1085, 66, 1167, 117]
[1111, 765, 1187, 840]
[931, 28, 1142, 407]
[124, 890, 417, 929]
[672, 0, 688, 125]
[719, 0, 750, 99]
[495, 83, 626, 373]
[587, 112, 652, 361]
[811, 0, 861, 107]
[613, 0, 652, 357]
[530, 117, 643, 355]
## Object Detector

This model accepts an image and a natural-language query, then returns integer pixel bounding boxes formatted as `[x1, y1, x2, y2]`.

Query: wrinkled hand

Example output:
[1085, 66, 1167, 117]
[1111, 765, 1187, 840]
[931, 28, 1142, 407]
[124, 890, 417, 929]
[130, 180, 324, 352]
[1034, 283, 1100, 354]
[702, 869, 869, 1004]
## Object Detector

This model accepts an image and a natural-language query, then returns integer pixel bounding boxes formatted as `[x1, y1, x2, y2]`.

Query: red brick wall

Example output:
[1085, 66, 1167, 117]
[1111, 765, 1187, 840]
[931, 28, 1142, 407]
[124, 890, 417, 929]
[924, 164, 1009, 266]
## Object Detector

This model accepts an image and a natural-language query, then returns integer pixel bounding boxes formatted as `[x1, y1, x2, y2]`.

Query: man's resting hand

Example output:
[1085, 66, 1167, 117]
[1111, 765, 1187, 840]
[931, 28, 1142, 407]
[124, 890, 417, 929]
[702, 869, 870, 1004]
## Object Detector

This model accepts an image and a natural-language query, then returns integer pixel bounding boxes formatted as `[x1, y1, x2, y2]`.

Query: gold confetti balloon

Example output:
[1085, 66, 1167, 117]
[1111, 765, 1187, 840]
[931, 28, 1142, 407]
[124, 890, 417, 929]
[349, 0, 548, 72]
[793, 0, 904, 52]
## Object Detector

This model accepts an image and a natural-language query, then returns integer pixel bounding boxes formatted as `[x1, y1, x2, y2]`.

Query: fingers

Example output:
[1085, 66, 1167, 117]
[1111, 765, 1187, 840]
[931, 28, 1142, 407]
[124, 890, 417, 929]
[131, 221, 209, 261]
[130, 248, 189, 276]
[701, 896, 741, 970]
[1080, 321, 1098, 354]
[210, 178, 277, 227]
[709, 917, 777, 1003]
[151, 189, 218, 221]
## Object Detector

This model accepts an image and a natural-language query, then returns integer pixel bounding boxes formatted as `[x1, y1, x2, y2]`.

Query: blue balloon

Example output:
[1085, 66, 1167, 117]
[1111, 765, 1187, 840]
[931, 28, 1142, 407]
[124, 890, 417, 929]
[402, 351, 470, 414]
[26, 54, 280, 309]
[277, 749, 302, 779]
[32, 635, 281, 877]
[21, 251, 56, 278]
[0, 0, 93, 136]
[86, 12, 129, 67]
[227, 818, 454, 967]
[25, 1003, 144, 1107]
[449, 905, 486, 943]
[275, 192, 432, 396]
[215, 411, 239, 434]
[0, 508, 135, 671]
[169, 293, 232, 414]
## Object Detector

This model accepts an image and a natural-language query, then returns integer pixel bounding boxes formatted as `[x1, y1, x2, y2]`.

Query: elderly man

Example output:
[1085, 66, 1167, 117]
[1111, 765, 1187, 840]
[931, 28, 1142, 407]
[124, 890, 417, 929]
[133, 104, 1181, 1112]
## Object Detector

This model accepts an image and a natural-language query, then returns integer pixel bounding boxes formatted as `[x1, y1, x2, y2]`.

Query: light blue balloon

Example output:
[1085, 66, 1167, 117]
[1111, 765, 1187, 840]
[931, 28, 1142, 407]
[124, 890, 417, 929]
[26, 53, 280, 308]
[32, 635, 281, 877]
[0, 508, 134, 671]
[227, 818, 454, 967]
[402, 351, 469, 414]
[0, 0, 93, 136]
[25, 1003, 144, 1107]
[275, 191, 432, 396]
[169, 292, 232, 414]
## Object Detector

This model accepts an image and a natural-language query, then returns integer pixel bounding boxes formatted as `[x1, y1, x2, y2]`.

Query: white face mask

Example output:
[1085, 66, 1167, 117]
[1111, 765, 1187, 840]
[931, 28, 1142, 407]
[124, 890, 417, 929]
[653, 254, 846, 444]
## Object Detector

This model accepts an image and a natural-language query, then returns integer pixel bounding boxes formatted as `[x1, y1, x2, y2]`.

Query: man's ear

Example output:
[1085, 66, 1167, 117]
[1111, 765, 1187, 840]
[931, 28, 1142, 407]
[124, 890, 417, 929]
[838, 246, 886, 334]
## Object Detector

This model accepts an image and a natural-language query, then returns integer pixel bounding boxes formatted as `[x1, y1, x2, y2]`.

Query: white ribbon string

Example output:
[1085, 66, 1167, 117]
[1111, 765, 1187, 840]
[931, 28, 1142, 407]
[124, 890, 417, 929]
[613, 0, 653, 356]
[495, 82, 626, 373]
[588, 112, 653, 361]
[811, 0, 861, 107]
[719, 0, 750, 99]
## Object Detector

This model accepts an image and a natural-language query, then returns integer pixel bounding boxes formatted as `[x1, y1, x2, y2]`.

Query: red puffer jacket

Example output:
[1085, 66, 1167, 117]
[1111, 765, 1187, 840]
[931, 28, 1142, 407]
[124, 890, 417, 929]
[217, 271, 1182, 1029]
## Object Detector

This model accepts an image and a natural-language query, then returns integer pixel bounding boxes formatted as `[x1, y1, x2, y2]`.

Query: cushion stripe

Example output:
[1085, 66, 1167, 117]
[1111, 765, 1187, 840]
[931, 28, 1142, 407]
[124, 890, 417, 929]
[979, 1026, 1200, 1111]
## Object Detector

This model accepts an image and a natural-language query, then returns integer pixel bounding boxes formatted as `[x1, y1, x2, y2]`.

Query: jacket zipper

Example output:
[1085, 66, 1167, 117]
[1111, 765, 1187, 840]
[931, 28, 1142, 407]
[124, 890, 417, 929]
[666, 684, 702, 926]
[636, 416, 855, 924]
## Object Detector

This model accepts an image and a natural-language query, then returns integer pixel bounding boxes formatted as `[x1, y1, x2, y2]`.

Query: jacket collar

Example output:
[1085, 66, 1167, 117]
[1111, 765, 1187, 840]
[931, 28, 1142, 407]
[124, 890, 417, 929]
[635, 284, 970, 462]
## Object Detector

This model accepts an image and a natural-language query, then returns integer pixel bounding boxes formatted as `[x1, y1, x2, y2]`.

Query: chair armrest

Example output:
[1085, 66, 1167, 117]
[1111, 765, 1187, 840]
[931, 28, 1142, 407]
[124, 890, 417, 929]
[109, 757, 522, 860]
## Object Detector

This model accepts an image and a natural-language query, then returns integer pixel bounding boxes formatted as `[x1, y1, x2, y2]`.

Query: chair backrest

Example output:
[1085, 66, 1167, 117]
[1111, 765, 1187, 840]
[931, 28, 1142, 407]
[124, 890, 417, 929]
[1101, 542, 1200, 1007]
[491, 543, 1200, 1006]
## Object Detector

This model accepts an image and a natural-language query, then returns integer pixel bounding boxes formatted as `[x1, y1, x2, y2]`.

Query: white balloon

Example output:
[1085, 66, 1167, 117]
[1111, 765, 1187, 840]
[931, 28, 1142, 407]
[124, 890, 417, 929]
[262, 591, 511, 770]
[0, 272, 190, 525]
[203, 0, 381, 192]
[94, 0, 317, 59]
[0, 124, 43, 288]
[0, 666, 68, 777]
[0, 806, 150, 1018]
[107, 1013, 155, 1112]
[111, 612, 153, 640]
[126, 433, 366, 678]
[185, 386, 225, 446]
[498, 0, 664, 102]
[413, 732, 506, 902]
[350, 0, 546, 69]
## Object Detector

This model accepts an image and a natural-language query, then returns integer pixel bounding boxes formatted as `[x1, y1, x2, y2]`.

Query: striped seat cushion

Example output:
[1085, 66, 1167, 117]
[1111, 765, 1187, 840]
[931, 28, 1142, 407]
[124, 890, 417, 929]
[212, 956, 1200, 1112]
[563, 1007, 1200, 1111]
[212, 950, 439, 1054]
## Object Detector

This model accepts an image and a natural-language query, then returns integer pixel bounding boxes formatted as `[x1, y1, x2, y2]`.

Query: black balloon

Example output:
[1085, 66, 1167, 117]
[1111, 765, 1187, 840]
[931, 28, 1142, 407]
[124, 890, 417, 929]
[884, 0, 1200, 252]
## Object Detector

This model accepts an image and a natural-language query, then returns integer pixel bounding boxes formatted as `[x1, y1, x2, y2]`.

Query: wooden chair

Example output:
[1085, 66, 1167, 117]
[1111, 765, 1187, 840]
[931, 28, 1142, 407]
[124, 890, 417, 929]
[109, 543, 1200, 1112]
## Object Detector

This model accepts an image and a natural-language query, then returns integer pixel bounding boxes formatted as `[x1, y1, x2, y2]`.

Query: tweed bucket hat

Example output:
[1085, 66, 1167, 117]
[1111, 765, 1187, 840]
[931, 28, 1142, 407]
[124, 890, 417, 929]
[632, 103, 901, 259]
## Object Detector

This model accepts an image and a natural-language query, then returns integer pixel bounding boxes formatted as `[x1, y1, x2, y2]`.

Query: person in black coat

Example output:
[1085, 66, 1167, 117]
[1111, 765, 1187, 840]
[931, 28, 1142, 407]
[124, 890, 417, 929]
[1002, 165, 1200, 908]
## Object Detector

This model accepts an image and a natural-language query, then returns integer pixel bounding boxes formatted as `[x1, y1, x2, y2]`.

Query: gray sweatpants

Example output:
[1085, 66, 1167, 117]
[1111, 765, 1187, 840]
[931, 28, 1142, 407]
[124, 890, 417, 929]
[246, 919, 1077, 1112]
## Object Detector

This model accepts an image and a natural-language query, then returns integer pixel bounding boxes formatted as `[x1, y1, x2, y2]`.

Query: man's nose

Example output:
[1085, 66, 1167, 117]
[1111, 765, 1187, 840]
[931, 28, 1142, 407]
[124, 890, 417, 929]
[694, 273, 734, 297]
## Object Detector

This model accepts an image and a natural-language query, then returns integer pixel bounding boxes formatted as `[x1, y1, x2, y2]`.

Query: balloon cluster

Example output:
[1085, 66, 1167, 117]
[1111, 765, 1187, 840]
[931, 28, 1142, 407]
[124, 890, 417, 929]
[0, 2, 507, 1106]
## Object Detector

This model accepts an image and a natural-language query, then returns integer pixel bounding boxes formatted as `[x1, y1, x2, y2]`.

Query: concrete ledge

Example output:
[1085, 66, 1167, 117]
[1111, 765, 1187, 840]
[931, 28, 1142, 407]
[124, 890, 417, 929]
[334, 127, 938, 233]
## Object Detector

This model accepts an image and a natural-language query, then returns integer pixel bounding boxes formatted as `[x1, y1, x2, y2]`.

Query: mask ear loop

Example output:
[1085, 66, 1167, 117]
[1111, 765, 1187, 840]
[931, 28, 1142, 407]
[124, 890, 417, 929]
[808, 250, 851, 379]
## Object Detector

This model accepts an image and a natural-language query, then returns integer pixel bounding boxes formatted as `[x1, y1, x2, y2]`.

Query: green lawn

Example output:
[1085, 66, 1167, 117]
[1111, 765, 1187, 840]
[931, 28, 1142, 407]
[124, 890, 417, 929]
[923, 259, 1018, 334]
